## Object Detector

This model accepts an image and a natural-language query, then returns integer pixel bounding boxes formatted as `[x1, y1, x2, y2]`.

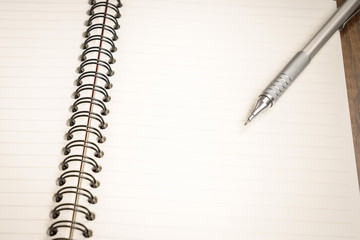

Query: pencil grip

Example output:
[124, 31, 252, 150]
[261, 51, 311, 103]
[47, 1, 122, 239]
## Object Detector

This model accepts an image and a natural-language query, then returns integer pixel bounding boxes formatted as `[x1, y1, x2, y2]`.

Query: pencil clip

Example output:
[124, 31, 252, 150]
[339, 7, 360, 31]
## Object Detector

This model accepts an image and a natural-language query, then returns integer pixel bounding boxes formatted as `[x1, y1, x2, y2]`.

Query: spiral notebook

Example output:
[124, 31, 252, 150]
[0, 0, 360, 239]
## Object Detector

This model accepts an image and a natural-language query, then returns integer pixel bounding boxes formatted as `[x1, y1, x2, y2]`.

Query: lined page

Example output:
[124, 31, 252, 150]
[0, 1, 88, 239]
[94, 0, 360, 239]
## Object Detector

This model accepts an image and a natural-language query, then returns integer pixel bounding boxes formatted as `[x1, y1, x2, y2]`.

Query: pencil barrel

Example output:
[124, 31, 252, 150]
[262, 51, 310, 103]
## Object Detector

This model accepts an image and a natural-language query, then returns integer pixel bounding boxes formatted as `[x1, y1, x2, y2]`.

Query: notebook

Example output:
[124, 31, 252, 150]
[0, 0, 359, 239]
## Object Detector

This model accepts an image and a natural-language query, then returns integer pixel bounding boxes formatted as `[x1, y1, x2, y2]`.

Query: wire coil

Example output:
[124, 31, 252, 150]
[48, 1, 121, 238]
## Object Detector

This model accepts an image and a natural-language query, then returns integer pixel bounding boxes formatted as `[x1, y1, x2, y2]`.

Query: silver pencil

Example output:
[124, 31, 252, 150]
[245, 0, 360, 125]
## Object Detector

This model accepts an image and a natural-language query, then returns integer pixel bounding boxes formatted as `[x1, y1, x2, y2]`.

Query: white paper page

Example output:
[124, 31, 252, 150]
[0, 1, 88, 239]
[92, 0, 360, 239]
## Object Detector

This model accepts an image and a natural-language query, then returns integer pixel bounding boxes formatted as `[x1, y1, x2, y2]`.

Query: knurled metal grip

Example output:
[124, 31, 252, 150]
[262, 73, 291, 103]
[261, 51, 311, 104]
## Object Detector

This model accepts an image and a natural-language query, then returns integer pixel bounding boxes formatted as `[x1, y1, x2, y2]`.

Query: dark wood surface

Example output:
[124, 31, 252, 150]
[336, 0, 360, 184]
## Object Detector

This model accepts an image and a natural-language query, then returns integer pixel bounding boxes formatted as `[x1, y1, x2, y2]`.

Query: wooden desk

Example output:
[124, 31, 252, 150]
[337, 0, 360, 184]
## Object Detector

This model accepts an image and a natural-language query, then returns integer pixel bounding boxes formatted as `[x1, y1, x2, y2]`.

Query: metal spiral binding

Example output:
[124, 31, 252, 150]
[48, 1, 121, 239]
